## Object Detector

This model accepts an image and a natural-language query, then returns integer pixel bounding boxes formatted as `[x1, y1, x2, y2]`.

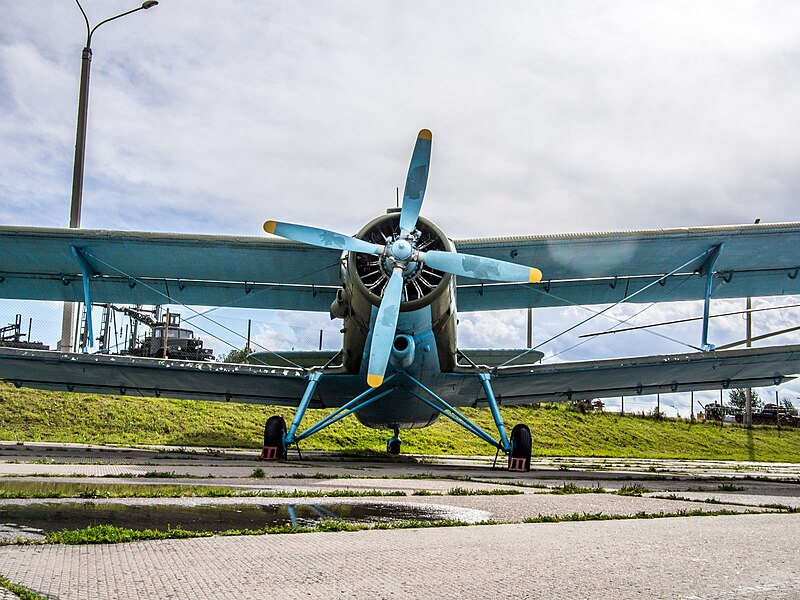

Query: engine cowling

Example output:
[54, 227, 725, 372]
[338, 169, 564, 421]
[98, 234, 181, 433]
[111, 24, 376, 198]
[349, 212, 454, 310]
[337, 211, 458, 374]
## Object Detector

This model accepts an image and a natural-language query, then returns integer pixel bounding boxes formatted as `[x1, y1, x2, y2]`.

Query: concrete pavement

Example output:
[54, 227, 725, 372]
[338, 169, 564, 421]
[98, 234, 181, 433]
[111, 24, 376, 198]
[0, 514, 798, 599]
[1, 443, 799, 599]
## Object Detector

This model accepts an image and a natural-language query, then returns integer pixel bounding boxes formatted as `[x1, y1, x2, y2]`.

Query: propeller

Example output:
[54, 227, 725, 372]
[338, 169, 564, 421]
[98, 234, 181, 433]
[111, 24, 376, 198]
[399, 129, 432, 236]
[421, 250, 542, 283]
[263, 129, 543, 387]
[263, 221, 383, 255]
[366, 267, 404, 387]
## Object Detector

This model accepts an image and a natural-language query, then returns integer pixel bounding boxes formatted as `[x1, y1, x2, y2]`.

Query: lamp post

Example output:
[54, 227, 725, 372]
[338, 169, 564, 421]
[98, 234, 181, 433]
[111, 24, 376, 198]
[58, 0, 158, 352]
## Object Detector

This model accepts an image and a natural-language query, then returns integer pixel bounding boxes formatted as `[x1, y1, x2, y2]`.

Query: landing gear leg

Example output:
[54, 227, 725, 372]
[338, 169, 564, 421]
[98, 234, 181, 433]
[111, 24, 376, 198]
[387, 425, 401, 455]
[399, 371, 528, 471]
[477, 373, 532, 472]
[262, 371, 322, 462]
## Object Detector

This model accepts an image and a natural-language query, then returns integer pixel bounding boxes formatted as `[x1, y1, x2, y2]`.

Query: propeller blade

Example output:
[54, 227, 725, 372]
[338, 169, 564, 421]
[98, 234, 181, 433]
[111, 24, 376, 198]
[366, 268, 404, 387]
[422, 250, 543, 283]
[264, 221, 383, 255]
[399, 129, 432, 235]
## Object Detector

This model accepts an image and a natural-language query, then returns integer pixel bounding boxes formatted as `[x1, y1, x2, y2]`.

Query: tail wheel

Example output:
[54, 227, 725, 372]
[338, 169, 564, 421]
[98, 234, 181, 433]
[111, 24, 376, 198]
[387, 439, 401, 455]
[508, 424, 532, 472]
[386, 425, 401, 455]
[263, 416, 288, 461]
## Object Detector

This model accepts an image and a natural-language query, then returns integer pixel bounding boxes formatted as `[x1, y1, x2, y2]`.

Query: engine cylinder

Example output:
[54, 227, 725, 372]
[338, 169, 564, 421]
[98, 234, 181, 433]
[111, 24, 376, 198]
[348, 213, 454, 311]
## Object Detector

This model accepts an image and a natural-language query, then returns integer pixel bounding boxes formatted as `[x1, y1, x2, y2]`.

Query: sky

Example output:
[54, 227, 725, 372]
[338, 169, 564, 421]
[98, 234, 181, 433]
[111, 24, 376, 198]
[2, 1, 800, 415]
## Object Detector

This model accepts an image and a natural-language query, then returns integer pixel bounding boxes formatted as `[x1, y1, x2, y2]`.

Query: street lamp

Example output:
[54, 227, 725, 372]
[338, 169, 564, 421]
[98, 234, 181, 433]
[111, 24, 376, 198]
[59, 0, 158, 352]
[69, 0, 158, 229]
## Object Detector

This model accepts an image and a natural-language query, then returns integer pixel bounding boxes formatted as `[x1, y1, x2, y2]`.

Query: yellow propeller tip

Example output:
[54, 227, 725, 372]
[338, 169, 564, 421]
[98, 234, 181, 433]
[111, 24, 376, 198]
[529, 268, 543, 284]
[418, 129, 432, 140]
[367, 374, 384, 388]
[263, 221, 277, 234]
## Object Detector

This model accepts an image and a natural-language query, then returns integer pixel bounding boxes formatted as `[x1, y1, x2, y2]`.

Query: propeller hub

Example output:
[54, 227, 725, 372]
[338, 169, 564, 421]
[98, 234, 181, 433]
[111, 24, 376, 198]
[389, 238, 413, 261]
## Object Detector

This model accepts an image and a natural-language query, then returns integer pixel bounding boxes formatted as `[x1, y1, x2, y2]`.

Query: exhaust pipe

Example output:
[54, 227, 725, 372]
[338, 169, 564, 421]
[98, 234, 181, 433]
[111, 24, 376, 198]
[389, 334, 415, 370]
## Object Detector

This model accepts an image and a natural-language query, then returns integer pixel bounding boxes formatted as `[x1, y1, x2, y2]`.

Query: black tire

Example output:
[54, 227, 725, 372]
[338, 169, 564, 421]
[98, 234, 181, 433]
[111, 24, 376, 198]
[263, 416, 288, 460]
[508, 424, 532, 471]
[387, 439, 401, 455]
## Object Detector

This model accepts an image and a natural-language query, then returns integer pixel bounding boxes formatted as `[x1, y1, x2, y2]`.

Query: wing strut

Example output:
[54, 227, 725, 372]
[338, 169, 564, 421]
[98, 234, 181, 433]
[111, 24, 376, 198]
[399, 371, 513, 454]
[70, 246, 97, 351]
[700, 243, 724, 351]
[290, 375, 399, 443]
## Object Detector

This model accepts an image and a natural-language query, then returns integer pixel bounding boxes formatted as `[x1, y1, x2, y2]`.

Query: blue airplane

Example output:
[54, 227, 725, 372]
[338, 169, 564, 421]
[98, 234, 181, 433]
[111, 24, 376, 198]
[2, 129, 800, 470]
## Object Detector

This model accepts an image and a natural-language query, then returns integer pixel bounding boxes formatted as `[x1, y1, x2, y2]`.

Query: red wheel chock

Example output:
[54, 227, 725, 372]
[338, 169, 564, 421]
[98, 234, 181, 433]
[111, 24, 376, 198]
[260, 446, 278, 461]
[508, 457, 528, 472]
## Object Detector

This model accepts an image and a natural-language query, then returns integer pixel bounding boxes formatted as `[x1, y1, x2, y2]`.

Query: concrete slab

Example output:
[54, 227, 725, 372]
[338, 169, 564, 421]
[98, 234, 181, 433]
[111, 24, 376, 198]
[0, 514, 798, 599]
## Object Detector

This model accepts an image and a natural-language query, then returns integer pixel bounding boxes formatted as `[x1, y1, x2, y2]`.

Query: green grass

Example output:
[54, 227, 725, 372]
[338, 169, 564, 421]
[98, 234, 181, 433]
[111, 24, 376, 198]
[25, 519, 478, 545]
[0, 480, 407, 499]
[549, 483, 607, 495]
[42, 524, 210, 544]
[616, 484, 652, 496]
[3, 383, 800, 461]
[522, 508, 749, 523]
[410, 487, 523, 496]
[718, 483, 745, 491]
[0, 573, 48, 600]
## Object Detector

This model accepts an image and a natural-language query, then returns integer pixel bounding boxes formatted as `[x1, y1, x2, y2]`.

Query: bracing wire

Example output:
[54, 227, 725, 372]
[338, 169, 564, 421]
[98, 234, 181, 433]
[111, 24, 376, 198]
[543, 277, 704, 362]
[496, 249, 713, 367]
[82, 251, 321, 369]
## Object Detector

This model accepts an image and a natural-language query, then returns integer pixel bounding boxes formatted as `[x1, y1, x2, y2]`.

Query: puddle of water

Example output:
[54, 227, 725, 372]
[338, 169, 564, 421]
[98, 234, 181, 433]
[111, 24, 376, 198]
[0, 502, 472, 541]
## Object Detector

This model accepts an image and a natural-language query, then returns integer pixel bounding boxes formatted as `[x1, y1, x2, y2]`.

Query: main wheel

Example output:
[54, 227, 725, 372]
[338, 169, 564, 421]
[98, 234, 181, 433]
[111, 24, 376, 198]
[508, 424, 532, 472]
[263, 416, 288, 461]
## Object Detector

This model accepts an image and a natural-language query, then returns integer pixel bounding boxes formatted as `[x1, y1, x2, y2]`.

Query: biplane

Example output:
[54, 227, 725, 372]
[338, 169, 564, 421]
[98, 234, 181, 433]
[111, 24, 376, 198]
[2, 129, 800, 470]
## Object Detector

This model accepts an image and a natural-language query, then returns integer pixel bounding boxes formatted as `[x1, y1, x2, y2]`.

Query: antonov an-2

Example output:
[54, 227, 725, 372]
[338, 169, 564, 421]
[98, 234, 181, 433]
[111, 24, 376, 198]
[2, 130, 800, 470]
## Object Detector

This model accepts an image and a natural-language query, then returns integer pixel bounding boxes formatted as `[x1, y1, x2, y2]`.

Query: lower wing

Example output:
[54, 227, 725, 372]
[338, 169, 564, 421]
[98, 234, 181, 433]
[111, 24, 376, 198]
[445, 345, 800, 406]
[3, 345, 799, 410]
[0, 348, 358, 408]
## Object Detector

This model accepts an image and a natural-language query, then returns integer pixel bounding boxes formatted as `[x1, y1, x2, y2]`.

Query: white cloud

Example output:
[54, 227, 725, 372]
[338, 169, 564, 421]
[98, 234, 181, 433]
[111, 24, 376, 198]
[3, 1, 800, 233]
[3, 1, 800, 415]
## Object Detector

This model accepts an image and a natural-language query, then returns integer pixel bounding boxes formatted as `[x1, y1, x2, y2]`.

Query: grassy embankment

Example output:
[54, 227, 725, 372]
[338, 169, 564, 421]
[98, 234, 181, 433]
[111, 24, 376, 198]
[1, 383, 799, 461]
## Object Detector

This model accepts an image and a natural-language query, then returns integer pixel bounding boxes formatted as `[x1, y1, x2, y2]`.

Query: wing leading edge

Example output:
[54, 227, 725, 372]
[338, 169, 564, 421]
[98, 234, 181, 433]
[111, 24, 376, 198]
[455, 222, 800, 310]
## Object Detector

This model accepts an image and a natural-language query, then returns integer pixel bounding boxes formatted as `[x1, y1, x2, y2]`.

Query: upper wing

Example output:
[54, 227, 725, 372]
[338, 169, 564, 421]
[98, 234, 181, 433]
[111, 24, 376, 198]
[0, 226, 342, 311]
[454, 222, 800, 310]
[444, 345, 800, 406]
